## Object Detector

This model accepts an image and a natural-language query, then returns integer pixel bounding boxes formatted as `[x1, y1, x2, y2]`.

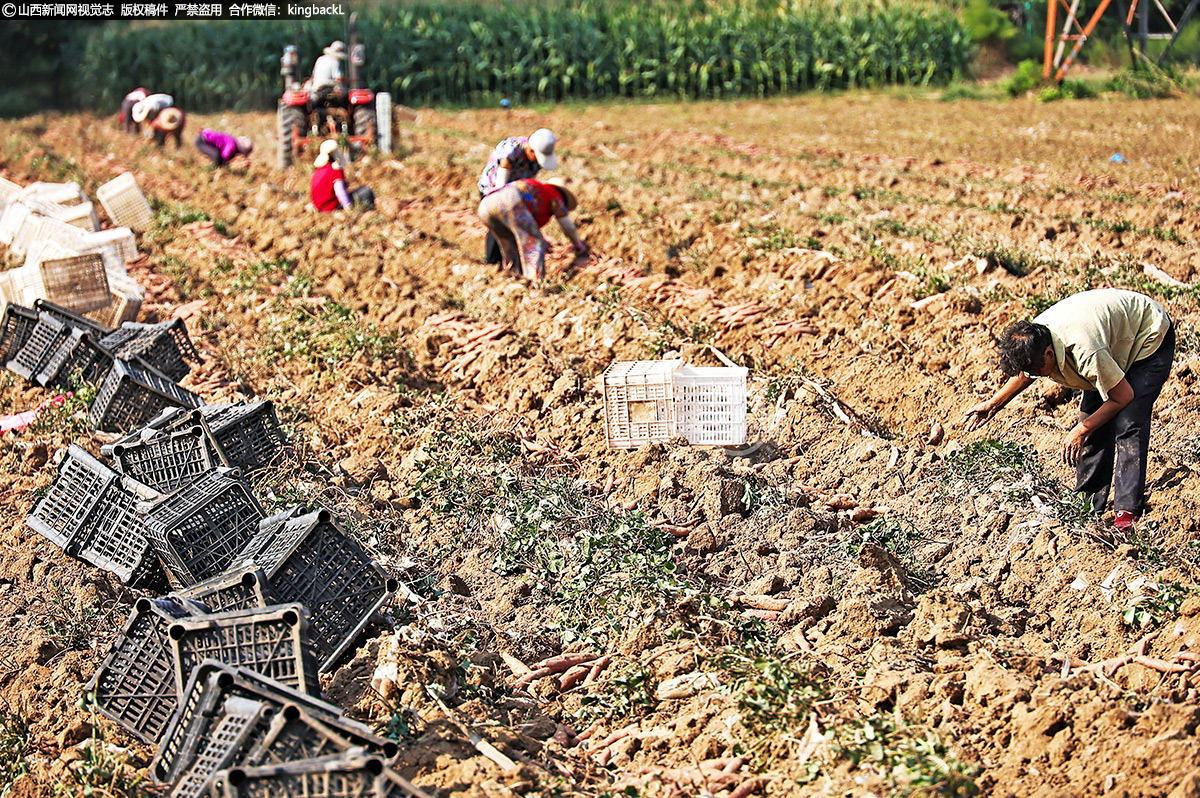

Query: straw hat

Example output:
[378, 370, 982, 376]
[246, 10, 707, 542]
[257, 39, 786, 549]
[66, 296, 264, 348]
[236, 136, 253, 155]
[313, 139, 340, 168]
[545, 177, 577, 212]
[528, 128, 558, 171]
[130, 100, 150, 123]
[157, 107, 184, 131]
[324, 40, 347, 59]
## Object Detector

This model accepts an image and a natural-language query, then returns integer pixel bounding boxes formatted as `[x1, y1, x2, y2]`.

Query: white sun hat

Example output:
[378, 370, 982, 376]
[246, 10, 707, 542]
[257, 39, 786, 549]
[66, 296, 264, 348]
[528, 128, 558, 170]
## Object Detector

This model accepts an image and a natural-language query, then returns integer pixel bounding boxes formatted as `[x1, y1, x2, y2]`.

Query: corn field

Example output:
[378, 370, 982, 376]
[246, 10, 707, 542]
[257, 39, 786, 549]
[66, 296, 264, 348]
[70, 0, 971, 111]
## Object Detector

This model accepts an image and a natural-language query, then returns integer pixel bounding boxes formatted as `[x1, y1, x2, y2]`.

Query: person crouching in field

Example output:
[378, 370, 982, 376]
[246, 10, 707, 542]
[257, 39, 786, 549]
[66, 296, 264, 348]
[963, 288, 1174, 531]
[477, 128, 558, 264]
[120, 88, 147, 133]
[477, 177, 587, 281]
[310, 140, 375, 212]
[194, 129, 253, 167]
[131, 93, 174, 129]
[145, 106, 185, 148]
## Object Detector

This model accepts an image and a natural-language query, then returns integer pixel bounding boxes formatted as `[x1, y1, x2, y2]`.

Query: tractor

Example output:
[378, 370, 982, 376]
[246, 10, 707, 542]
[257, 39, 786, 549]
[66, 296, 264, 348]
[276, 13, 389, 169]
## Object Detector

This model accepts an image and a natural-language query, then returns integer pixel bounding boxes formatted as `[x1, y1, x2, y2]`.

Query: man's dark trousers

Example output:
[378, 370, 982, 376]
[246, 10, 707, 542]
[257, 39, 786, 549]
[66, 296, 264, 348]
[1076, 324, 1175, 516]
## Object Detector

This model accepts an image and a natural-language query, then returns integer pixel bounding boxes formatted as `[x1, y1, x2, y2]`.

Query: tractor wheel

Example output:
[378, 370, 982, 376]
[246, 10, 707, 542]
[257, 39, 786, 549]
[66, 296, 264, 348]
[353, 106, 377, 150]
[277, 104, 304, 169]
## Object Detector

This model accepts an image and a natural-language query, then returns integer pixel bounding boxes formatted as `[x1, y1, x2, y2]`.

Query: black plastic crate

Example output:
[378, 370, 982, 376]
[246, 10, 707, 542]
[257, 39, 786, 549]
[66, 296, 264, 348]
[237, 509, 398, 672]
[153, 663, 236, 786]
[101, 401, 289, 474]
[34, 297, 112, 336]
[6, 311, 71, 381]
[35, 328, 115, 390]
[142, 470, 265, 589]
[165, 694, 272, 798]
[172, 566, 274, 615]
[0, 302, 39, 365]
[169, 604, 321, 698]
[26, 444, 118, 552]
[101, 407, 206, 458]
[243, 703, 398, 769]
[85, 597, 199, 744]
[152, 660, 348, 785]
[214, 752, 388, 798]
[88, 357, 202, 434]
[202, 401, 288, 472]
[30, 327, 80, 388]
[24, 444, 165, 588]
[100, 318, 202, 382]
[55, 331, 115, 389]
[110, 424, 217, 494]
[79, 475, 166, 588]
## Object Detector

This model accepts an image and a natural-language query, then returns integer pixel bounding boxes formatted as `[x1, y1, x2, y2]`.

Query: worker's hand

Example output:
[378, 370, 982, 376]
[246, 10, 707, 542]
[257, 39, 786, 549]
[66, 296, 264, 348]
[1062, 423, 1089, 467]
[962, 400, 996, 431]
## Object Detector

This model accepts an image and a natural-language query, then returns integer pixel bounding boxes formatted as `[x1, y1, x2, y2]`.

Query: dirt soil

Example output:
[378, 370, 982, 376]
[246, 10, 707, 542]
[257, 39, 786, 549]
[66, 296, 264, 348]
[4, 94, 1200, 797]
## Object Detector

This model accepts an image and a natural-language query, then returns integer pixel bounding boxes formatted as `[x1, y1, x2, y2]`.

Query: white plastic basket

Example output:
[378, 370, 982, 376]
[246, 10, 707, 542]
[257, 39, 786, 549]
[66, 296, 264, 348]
[86, 269, 142, 327]
[20, 181, 86, 206]
[96, 173, 154, 232]
[0, 271, 13, 305]
[79, 228, 138, 266]
[5, 264, 44, 306]
[600, 359, 748, 449]
[0, 177, 20, 210]
[599, 359, 681, 449]
[29, 199, 99, 232]
[11, 214, 85, 258]
[39, 252, 111, 313]
[672, 365, 748, 446]
[23, 239, 77, 271]
[0, 201, 32, 247]
[21, 225, 129, 283]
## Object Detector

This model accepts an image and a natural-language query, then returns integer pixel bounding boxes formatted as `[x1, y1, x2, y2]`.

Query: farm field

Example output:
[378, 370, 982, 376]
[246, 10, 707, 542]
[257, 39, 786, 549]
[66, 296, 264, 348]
[4, 93, 1200, 797]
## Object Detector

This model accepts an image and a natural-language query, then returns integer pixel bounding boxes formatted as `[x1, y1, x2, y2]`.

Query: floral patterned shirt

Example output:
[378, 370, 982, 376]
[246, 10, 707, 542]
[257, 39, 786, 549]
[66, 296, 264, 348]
[478, 136, 541, 196]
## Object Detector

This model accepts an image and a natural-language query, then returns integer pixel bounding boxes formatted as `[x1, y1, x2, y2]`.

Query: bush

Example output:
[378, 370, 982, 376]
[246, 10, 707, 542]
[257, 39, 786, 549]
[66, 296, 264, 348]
[1005, 59, 1042, 96]
[1107, 67, 1185, 99]
[940, 83, 987, 101]
[1038, 79, 1097, 102]
[960, 0, 1015, 45]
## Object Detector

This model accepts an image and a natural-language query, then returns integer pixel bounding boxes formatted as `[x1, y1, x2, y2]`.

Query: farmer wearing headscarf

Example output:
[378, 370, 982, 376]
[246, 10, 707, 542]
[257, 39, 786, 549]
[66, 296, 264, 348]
[145, 106, 186, 148]
[477, 176, 587, 281]
[311, 140, 375, 212]
[120, 88, 148, 133]
[131, 93, 174, 129]
[194, 129, 253, 167]
[477, 128, 558, 264]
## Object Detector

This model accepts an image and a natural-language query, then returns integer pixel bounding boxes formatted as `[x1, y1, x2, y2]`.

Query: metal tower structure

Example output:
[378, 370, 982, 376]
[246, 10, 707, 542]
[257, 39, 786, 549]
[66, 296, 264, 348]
[1044, 0, 1200, 80]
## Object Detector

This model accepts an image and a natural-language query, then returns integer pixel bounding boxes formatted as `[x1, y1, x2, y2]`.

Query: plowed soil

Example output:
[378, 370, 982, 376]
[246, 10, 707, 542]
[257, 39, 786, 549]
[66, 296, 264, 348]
[5, 94, 1200, 798]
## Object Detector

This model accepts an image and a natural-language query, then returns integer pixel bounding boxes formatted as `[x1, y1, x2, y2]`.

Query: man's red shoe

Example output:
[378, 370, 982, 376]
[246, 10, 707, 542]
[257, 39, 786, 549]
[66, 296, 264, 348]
[1114, 511, 1139, 531]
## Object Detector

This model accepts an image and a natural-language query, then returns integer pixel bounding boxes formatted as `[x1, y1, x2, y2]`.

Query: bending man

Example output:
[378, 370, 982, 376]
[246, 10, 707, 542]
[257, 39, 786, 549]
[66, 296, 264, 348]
[964, 288, 1174, 530]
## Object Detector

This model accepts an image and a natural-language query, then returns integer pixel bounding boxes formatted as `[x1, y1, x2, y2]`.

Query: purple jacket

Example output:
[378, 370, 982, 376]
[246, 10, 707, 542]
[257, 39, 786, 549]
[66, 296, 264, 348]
[200, 129, 239, 163]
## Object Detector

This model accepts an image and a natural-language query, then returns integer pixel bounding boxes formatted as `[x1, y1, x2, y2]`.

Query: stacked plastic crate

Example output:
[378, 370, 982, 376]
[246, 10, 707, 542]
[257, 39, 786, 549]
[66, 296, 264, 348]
[24, 396, 420, 795]
[599, 359, 748, 448]
[0, 299, 204, 432]
[0, 173, 147, 323]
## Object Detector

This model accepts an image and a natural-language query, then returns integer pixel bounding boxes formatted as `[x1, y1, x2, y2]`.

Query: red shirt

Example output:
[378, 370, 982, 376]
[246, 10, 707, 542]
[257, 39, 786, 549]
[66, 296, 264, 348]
[514, 179, 567, 228]
[311, 163, 344, 212]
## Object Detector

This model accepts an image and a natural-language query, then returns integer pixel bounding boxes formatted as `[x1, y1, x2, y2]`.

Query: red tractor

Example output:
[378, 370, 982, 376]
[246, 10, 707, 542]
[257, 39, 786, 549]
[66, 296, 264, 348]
[276, 14, 383, 169]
